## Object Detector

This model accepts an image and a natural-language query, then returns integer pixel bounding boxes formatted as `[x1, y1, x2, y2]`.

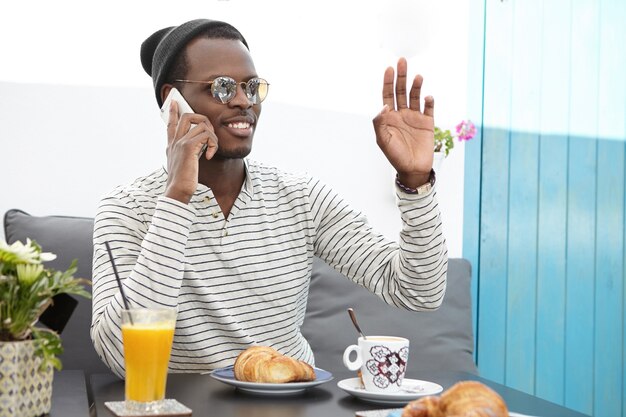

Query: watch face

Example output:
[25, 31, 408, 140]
[417, 183, 432, 195]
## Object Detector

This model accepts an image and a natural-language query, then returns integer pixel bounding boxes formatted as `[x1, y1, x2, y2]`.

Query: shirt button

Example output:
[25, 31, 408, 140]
[223, 230, 228, 237]
[204, 196, 211, 203]
[212, 212, 219, 218]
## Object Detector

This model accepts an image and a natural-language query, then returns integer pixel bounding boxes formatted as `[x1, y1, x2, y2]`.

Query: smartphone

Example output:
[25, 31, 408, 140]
[39, 293, 78, 334]
[160, 88, 208, 159]
[160, 87, 194, 123]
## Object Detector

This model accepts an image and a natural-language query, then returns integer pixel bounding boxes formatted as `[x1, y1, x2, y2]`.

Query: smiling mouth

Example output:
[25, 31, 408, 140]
[224, 121, 254, 138]
[227, 122, 251, 129]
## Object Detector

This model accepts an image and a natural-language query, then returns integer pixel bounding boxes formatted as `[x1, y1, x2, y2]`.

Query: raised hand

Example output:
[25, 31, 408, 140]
[164, 100, 219, 204]
[372, 57, 435, 189]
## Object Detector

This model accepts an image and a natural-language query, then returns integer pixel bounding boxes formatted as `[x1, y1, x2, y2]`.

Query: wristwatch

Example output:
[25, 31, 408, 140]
[395, 169, 436, 195]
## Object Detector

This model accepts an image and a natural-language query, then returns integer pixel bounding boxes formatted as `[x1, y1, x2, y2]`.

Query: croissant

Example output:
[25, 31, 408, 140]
[402, 381, 508, 417]
[233, 346, 316, 383]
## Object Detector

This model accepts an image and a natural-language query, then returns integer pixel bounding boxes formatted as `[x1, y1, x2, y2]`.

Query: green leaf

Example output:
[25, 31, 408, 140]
[32, 328, 64, 371]
[0, 238, 90, 370]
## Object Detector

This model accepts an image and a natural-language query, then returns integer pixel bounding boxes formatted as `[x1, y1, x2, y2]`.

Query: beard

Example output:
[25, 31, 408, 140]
[213, 144, 252, 160]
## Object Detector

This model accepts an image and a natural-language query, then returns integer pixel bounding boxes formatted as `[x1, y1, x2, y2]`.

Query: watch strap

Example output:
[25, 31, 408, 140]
[395, 169, 436, 195]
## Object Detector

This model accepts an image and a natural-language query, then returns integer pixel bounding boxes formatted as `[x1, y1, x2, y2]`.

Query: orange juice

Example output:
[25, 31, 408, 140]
[121, 312, 176, 403]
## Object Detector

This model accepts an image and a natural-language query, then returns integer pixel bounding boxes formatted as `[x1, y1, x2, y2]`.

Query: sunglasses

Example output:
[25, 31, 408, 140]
[175, 76, 270, 105]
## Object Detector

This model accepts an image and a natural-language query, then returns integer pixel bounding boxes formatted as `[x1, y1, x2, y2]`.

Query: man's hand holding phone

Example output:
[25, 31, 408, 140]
[161, 88, 218, 204]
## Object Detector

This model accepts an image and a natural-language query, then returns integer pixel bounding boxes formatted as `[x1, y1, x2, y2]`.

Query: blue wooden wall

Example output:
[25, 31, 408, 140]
[463, 1, 626, 416]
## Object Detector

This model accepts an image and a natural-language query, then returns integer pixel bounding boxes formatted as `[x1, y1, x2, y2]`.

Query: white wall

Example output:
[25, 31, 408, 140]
[0, 0, 470, 257]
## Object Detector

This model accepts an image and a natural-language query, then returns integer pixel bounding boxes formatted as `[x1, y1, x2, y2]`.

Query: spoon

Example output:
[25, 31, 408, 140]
[347, 308, 367, 340]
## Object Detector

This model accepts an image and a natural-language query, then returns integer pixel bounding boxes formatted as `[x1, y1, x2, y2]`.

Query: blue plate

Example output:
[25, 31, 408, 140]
[210, 366, 333, 395]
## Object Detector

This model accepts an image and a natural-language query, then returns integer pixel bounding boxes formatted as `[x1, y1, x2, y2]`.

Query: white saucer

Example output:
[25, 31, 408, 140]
[210, 366, 333, 395]
[337, 377, 443, 405]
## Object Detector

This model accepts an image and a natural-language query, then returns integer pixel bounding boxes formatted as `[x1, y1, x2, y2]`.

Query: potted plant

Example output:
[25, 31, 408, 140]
[0, 239, 90, 417]
[433, 120, 477, 171]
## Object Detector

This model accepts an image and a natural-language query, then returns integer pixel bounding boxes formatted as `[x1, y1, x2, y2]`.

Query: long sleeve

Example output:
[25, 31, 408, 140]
[91, 190, 195, 377]
[89, 161, 447, 377]
[309, 178, 447, 311]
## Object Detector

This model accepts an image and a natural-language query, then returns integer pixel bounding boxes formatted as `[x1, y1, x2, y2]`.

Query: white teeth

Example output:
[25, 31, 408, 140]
[228, 122, 251, 129]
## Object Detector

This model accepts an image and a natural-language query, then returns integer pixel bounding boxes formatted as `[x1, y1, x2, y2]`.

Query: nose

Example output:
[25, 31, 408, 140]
[228, 82, 253, 109]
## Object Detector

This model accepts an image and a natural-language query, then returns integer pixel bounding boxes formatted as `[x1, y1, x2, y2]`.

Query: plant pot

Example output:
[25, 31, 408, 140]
[433, 151, 445, 173]
[0, 340, 53, 417]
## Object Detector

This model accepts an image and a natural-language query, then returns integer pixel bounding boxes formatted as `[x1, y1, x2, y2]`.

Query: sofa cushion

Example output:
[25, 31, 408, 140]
[301, 257, 477, 374]
[4, 208, 476, 377]
[3, 208, 111, 377]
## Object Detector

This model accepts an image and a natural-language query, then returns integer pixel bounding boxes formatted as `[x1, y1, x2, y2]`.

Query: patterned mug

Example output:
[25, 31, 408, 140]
[343, 336, 410, 393]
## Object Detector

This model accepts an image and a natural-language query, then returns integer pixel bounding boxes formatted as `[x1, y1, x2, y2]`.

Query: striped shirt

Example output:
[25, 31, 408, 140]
[91, 159, 447, 377]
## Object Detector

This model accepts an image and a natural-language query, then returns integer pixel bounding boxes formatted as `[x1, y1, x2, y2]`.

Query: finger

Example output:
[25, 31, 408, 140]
[184, 114, 214, 131]
[409, 74, 424, 112]
[202, 132, 219, 160]
[170, 123, 214, 159]
[188, 125, 219, 160]
[175, 113, 214, 140]
[167, 101, 180, 145]
[395, 58, 408, 109]
[186, 120, 215, 139]
[423, 95, 435, 118]
[382, 66, 396, 110]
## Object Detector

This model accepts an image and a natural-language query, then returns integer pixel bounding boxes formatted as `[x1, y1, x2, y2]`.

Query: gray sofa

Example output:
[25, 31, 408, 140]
[3, 208, 476, 382]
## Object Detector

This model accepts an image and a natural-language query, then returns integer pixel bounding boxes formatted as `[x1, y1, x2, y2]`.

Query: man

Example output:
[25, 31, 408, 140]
[91, 18, 447, 377]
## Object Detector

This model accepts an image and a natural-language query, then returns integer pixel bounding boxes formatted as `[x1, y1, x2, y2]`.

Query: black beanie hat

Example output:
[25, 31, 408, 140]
[140, 18, 249, 107]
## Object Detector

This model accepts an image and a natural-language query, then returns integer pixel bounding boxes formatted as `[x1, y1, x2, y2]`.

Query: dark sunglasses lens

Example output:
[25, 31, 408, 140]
[211, 77, 237, 104]
[246, 78, 269, 104]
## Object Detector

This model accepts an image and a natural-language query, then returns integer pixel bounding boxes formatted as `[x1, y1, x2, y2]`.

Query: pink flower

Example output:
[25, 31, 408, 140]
[455, 120, 476, 142]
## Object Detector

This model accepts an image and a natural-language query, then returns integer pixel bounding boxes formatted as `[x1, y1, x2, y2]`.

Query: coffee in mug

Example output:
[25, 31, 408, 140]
[343, 336, 409, 393]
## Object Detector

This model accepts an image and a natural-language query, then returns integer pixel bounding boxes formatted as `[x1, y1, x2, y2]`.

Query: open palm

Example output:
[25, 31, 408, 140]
[373, 58, 435, 188]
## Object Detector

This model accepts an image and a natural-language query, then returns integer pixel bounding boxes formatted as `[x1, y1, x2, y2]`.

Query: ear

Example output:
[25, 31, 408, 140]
[160, 84, 174, 106]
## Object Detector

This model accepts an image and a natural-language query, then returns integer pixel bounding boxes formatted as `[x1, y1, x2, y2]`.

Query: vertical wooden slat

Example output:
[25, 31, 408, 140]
[535, 0, 571, 406]
[565, 141, 596, 416]
[477, 0, 514, 383]
[594, 2, 626, 417]
[463, 0, 486, 364]
[565, 1, 600, 413]
[478, 129, 510, 382]
[595, 142, 624, 417]
[536, 134, 569, 401]
[505, 0, 542, 394]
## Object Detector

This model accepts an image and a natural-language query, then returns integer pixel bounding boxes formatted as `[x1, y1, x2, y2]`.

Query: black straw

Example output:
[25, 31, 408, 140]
[104, 241, 133, 324]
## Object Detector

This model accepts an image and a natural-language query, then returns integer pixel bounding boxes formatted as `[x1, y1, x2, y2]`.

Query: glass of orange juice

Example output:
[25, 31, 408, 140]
[121, 308, 176, 413]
